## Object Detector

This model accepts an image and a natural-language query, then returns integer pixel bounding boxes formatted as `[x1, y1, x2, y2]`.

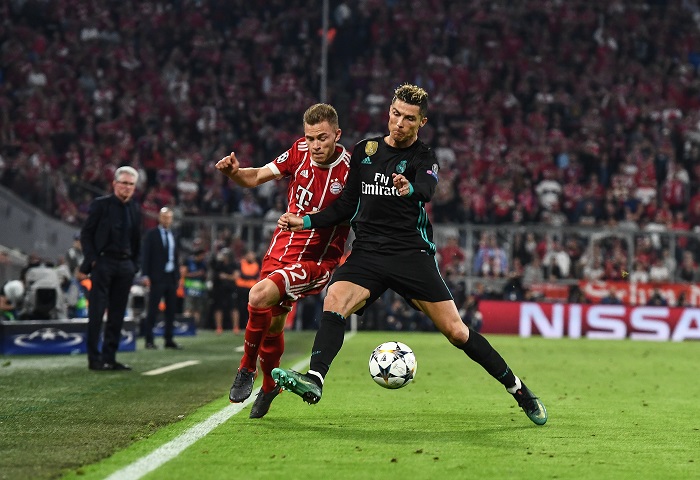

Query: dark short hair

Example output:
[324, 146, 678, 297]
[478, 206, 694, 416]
[392, 83, 429, 118]
[303, 103, 339, 130]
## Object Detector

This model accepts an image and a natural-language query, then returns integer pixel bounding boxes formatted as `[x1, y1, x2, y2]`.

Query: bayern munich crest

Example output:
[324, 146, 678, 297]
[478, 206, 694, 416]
[330, 180, 343, 195]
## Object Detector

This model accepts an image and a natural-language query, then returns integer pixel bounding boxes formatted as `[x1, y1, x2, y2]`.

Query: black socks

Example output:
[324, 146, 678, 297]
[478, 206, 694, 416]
[458, 328, 517, 389]
[307, 311, 346, 386]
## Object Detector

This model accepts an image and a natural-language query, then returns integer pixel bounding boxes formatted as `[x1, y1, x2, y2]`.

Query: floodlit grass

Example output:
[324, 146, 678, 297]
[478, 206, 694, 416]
[0, 330, 315, 480]
[3, 332, 699, 480]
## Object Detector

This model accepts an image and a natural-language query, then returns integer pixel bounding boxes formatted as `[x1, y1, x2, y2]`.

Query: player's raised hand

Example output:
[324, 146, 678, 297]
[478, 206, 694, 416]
[392, 173, 412, 197]
[215, 152, 240, 177]
[278, 212, 305, 232]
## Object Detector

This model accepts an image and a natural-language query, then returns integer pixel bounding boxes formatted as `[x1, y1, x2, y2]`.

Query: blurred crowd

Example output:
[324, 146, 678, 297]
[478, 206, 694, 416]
[2, 0, 700, 325]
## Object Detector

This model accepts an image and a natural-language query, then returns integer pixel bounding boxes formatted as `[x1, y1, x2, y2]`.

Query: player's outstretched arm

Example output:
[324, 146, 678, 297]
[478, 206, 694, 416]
[215, 152, 276, 188]
[278, 213, 305, 232]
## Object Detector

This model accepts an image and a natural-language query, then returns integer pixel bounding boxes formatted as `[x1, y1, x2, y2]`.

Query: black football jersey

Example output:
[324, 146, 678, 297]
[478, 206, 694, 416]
[308, 136, 440, 255]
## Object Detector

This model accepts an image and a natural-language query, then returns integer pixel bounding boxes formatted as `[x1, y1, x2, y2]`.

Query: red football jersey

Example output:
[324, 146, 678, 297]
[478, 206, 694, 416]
[265, 138, 351, 266]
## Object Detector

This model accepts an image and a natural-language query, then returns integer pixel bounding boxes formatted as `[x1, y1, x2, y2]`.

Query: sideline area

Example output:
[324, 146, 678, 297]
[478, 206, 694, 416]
[104, 333, 355, 480]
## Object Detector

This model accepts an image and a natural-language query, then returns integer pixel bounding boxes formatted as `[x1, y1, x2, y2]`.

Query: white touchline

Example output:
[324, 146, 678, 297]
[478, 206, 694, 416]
[142, 360, 201, 376]
[107, 332, 355, 480]
[234, 345, 244, 352]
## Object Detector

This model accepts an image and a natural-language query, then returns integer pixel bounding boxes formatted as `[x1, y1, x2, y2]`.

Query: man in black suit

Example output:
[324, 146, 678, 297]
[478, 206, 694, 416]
[79, 166, 141, 371]
[141, 207, 182, 350]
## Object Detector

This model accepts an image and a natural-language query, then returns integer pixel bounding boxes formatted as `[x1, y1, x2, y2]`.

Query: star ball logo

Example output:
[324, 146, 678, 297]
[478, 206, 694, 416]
[156, 320, 190, 335]
[12, 327, 135, 350]
[275, 151, 289, 164]
[13, 328, 83, 350]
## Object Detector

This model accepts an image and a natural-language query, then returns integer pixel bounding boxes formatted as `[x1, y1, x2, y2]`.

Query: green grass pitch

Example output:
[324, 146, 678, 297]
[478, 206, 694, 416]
[1, 331, 698, 479]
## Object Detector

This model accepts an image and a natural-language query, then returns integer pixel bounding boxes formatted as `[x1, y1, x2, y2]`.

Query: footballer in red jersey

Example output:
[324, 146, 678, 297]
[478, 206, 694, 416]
[215, 103, 350, 418]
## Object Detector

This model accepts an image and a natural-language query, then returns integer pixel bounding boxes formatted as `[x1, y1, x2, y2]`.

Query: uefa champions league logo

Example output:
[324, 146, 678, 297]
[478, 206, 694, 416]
[120, 329, 135, 344]
[13, 328, 83, 350]
[155, 320, 190, 335]
[13, 327, 134, 351]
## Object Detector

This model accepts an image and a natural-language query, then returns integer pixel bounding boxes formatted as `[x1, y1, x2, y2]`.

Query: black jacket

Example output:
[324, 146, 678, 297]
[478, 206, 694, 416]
[80, 194, 141, 274]
[141, 226, 180, 282]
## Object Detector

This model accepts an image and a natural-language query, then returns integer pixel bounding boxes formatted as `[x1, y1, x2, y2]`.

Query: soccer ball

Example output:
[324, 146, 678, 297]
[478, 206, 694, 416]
[368, 341, 417, 389]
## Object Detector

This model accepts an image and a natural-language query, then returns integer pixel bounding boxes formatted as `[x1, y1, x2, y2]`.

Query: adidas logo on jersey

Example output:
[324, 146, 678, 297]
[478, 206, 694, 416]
[300, 169, 309, 178]
[361, 157, 372, 165]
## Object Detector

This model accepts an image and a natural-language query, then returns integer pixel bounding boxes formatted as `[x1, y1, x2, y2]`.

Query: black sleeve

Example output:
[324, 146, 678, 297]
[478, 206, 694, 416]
[409, 148, 439, 203]
[307, 144, 363, 229]
[132, 206, 142, 271]
[79, 199, 103, 273]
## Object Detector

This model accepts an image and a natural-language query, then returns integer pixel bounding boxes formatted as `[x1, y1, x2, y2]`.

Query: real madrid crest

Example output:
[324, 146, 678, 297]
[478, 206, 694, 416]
[365, 141, 378, 156]
[395, 160, 407, 174]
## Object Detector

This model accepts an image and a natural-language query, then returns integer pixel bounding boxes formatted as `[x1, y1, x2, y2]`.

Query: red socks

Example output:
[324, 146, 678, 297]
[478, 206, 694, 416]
[259, 331, 285, 392]
[239, 305, 272, 371]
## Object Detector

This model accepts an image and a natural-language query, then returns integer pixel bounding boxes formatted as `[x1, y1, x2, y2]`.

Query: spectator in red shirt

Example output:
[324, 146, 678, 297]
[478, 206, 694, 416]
[438, 235, 467, 275]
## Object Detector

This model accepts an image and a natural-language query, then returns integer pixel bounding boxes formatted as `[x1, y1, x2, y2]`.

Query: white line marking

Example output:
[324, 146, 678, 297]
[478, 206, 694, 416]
[234, 346, 244, 352]
[142, 360, 201, 376]
[107, 332, 354, 480]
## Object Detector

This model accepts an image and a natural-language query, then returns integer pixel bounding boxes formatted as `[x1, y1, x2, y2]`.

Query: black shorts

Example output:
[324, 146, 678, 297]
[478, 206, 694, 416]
[211, 290, 236, 311]
[329, 250, 454, 315]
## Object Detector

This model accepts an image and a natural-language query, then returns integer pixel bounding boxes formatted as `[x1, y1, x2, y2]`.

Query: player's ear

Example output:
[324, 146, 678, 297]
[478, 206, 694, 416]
[335, 128, 342, 142]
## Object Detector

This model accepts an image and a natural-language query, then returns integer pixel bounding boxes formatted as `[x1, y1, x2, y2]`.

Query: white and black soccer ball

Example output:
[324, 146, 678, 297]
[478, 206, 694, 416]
[368, 341, 417, 389]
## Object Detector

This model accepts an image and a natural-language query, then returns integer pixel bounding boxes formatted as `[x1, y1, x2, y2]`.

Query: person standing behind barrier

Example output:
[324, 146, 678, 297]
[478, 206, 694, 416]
[183, 248, 208, 328]
[79, 166, 141, 371]
[65, 233, 84, 277]
[141, 207, 182, 350]
[211, 248, 238, 335]
[234, 249, 260, 335]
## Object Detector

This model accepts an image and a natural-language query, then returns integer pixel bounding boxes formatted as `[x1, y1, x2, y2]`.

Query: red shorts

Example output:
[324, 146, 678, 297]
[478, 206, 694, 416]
[261, 257, 335, 316]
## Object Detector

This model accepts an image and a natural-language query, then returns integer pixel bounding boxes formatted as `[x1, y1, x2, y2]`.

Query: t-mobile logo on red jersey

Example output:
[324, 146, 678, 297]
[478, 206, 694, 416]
[296, 184, 313, 209]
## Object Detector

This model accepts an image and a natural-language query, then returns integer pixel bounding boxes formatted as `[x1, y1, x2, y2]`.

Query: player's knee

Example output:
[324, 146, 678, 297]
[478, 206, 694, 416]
[322, 288, 342, 311]
[323, 283, 364, 316]
[445, 322, 469, 346]
[248, 285, 272, 309]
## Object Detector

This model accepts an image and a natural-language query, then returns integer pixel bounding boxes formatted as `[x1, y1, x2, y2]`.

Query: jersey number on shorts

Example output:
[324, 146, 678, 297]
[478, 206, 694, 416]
[284, 263, 308, 281]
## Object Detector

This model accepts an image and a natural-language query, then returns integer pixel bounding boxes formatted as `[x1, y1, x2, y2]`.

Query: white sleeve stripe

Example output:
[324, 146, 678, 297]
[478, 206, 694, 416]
[266, 162, 281, 176]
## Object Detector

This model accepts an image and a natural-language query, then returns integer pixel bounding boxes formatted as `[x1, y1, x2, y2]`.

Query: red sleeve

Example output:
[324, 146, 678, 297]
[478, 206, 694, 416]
[267, 138, 304, 177]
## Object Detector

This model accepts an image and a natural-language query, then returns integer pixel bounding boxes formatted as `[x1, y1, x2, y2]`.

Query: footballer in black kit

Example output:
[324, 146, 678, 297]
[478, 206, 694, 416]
[272, 83, 547, 426]
[306, 134, 453, 311]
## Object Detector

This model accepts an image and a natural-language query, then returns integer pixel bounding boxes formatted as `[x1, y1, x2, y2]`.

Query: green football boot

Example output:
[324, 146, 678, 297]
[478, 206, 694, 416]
[271, 368, 322, 404]
[512, 382, 548, 425]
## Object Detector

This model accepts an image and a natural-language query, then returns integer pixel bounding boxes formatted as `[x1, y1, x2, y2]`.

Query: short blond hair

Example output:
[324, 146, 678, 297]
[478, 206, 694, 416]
[303, 103, 339, 130]
[392, 84, 429, 117]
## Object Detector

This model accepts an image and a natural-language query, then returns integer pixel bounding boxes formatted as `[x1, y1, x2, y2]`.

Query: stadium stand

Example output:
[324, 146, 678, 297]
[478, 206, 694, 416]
[1, 1, 699, 319]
